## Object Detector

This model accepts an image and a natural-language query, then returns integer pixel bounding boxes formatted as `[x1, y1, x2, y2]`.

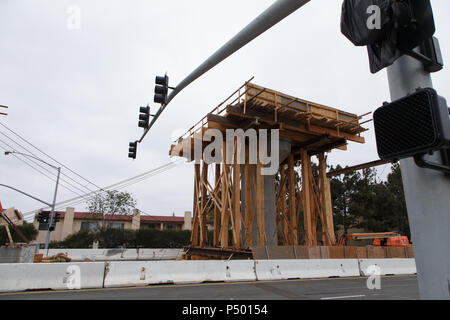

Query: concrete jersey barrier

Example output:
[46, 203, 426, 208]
[0, 262, 105, 292]
[358, 258, 417, 276]
[103, 260, 256, 287]
[254, 259, 361, 281]
[40, 248, 183, 261]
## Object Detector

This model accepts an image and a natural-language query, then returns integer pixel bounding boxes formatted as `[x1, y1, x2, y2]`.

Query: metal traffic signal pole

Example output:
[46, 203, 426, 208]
[387, 53, 450, 299]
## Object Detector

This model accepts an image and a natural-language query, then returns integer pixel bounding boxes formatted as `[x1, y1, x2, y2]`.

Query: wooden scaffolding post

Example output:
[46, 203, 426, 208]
[244, 143, 254, 248]
[318, 152, 336, 245]
[288, 154, 298, 245]
[256, 146, 266, 246]
[220, 141, 230, 248]
[191, 163, 201, 246]
[280, 164, 289, 245]
[232, 139, 241, 248]
[200, 161, 208, 247]
[308, 159, 318, 246]
[213, 163, 221, 247]
[301, 149, 313, 246]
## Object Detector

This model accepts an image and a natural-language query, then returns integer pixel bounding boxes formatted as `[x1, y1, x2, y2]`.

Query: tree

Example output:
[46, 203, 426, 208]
[329, 166, 362, 236]
[86, 190, 137, 228]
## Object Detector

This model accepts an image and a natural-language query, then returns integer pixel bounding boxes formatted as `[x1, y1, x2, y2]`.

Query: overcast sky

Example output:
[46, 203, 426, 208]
[1, 0, 449, 221]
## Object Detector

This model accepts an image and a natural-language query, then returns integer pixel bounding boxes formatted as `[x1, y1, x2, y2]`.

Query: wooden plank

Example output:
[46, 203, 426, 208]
[344, 246, 358, 259]
[226, 105, 365, 143]
[266, 246, 296, 259]
[307, 246, 321, 259]
[294, 246, 309, 259]
[251, 246, 268, 260]
[328, 246, 345, 259]
[367, 247, 387, 259]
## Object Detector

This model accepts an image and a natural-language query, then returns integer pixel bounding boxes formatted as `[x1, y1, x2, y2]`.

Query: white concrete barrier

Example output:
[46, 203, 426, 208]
[138, 248, 184, 260]
[41, 248, 182, 261]
[358, 258, 417, 276]
[104, 260, 256, 287]
[254, 259, 361, 281]
[0, 262, 105, 293]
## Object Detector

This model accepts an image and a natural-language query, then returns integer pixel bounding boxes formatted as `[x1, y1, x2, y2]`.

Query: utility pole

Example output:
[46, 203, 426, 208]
[387, 54, 450, 300]
[44, 166, 60, 256]
[4, 151, 61, 255]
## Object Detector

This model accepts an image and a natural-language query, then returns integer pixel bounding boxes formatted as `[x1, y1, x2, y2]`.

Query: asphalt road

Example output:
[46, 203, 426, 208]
[0, 275, 419, 300]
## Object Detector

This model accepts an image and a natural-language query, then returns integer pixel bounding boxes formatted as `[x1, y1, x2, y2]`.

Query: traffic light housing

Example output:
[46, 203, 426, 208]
[37, 211, 50, 230]
[138, 106, 150, 129]
[128, 141, 137, 159]
[373, 88, 450, 162]
[54, 212, 61, 223]
[154, 75, 169, 105]
[341, 0, 437, 73]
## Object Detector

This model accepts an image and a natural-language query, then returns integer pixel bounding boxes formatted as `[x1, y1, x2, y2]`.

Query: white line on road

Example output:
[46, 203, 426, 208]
[320, 294, 366, 300]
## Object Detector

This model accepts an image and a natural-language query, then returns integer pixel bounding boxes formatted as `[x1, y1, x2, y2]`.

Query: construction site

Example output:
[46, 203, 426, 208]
[1, 0, 449, 302]
[166, 79, 413, 261]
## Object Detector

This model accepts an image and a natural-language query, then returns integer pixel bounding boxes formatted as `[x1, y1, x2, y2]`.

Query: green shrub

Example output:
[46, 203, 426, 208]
[50, 228, 201, 248]
[0, 222, 38, 244]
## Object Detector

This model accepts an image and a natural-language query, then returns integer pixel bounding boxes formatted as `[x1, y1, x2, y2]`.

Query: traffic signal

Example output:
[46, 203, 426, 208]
[341, 0, 437, 73]
[37, 211, 50, 230]
[54, 212, 61, 223]
[128, 141, 137, 159]
[138, 105, 150, 129]
[373, 88, 450, 162]
[154, 75, 169, 105]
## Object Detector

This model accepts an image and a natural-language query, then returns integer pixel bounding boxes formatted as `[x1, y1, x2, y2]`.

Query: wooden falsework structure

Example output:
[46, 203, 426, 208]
[170, 79, 368, 249]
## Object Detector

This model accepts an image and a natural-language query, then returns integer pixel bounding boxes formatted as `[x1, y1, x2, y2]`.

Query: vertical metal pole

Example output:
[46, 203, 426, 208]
[387, 52, 450, 299]
[45, 167, 61, 256]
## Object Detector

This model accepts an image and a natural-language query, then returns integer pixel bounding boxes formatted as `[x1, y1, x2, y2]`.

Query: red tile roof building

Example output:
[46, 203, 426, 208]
[33, 208, 192, 244]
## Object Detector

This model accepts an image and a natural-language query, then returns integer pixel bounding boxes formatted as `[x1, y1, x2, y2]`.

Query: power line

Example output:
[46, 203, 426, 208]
[22, 159, 183, 217]
[0, 139, 87, 198]
[0, 126, 96, 194]
[0, 122, 103, 191]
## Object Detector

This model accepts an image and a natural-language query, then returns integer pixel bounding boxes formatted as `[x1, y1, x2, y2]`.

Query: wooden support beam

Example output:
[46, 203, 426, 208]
[213, 163, 221, 247]
[256, 150, 266, 246]
[244, 143, 254, 248]
[327, 159, 390, 177]
[280, 164, 289, 245]
[232, 139, 241, 248]
[319, 153, 336, 245]
[200, 161, 208, 247]
[301, 149, 314, 246]
[220, 142, 230, 248]
[191, 163, 200, 246]
[288, 154, 298, 245]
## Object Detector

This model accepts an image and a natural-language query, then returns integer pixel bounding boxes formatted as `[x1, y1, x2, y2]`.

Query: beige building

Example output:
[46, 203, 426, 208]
[33, 208, 192, 244]
[0, 203, 24, 227]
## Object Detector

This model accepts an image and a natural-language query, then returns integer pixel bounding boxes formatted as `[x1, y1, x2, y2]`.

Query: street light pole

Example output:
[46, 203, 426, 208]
[4, 151, 61, 255]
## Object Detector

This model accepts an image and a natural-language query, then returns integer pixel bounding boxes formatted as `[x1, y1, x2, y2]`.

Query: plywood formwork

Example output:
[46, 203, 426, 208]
[170, 79, 369, 249]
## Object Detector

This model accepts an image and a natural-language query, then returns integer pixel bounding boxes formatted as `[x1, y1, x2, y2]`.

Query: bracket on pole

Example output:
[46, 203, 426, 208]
[414, 149, 450, 176]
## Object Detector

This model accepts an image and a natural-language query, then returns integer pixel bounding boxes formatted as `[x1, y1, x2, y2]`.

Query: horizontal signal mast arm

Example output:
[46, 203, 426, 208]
[138, 0, 312, 143]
